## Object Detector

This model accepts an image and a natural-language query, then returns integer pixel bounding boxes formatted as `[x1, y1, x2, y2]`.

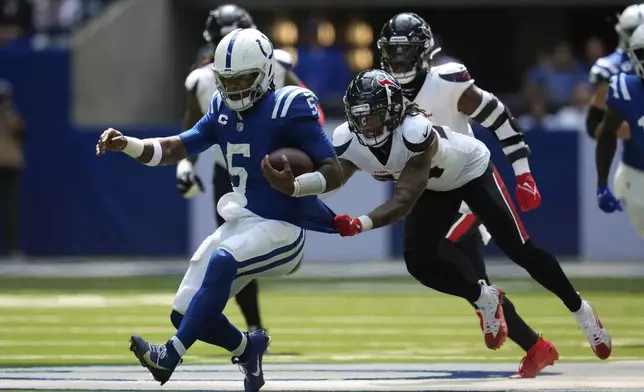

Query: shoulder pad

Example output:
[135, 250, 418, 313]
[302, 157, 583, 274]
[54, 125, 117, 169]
[332, 122, 353, 157]
[185, 66, 209, 91]
[271, 86, 319, 121]
[207, 90, 223, 115]
[274, 49, 294, 69]
[401, 115, 433, 153]
[436, 62, 473, 83]
[590, 56, 621, 84]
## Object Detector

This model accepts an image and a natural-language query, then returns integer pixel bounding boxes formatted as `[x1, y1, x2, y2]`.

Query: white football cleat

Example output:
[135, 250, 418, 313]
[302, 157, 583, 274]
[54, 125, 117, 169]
[474, 280, 507, 350]
[573, 300, 611, 359]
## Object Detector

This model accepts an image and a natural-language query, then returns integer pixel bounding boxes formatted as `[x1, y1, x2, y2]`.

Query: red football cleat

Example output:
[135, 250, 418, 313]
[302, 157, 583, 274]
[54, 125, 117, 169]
[509, 336, 559, 379]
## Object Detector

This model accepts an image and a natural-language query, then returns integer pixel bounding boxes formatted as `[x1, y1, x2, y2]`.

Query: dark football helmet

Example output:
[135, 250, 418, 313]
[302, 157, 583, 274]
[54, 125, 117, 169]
[344, 69, 405, 147]
[378, 13, 440, 84]
[203, 4, 256, 45]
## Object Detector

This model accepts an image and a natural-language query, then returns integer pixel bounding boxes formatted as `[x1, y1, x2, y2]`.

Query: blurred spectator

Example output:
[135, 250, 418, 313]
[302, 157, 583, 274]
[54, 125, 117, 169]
[584, 36, 606, 70]
[32, 0, 104, 39]
[551, 83, 592, 132]
[0, 0, 33, 45]
[518, 100, 557, 132]
[523, 42, 588, 107]
[0, 80, 24, 258]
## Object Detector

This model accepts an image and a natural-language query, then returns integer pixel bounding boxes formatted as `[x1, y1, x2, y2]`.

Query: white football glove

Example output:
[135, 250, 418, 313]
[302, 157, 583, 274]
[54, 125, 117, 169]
[176, 159, 203, 198]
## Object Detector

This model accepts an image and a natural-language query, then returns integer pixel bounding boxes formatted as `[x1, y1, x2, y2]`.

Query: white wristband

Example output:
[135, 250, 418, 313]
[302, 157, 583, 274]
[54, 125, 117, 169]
[511, 157, 531, 176]
[122, 137, 144, 158]
[292, 171, 327, 197]
[145, 139, 163, 167]
[357, 215, 373, 232]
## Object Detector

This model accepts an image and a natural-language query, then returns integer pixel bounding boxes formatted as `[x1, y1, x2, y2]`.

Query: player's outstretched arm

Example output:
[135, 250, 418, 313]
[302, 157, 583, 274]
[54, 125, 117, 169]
[458, 84, 541, 212]
[596, 106, 623, 186]
[95, 128, 189, 166]
[595, 106, 624, 213]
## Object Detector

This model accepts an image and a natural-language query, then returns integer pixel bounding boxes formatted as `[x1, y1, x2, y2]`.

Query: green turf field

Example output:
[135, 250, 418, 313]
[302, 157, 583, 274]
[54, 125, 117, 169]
[0, 276, 643, 367]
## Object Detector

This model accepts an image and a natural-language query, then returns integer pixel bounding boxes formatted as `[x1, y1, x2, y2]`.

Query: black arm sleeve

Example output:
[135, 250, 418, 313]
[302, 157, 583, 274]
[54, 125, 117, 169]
[586, 106, 606, 140]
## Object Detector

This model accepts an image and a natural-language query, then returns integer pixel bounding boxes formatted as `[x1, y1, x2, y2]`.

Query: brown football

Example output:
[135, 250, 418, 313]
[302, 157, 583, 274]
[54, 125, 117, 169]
[268, 148, 314, 176]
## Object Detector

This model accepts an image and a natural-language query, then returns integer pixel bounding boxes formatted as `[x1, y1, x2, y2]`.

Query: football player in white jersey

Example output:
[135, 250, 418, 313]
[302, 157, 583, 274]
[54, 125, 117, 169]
[331, 70, 612, 373]
[174, 4, 324, 335]
[375, 13, 552, 377]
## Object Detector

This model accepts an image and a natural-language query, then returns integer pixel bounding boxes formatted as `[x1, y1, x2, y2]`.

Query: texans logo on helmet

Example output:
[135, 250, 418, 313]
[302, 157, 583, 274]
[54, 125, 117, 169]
[421, 26, 432, 38]
[376, 73, 400, 89]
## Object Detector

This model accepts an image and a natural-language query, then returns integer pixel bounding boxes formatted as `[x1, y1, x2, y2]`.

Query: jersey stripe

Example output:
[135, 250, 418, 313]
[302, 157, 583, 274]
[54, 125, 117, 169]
[225, 29, 242, 69]
[208, 91, 222, 114]
[280, 87, 309, 118]
[619, 73, 632, 101]
[271, 86, 299, 119]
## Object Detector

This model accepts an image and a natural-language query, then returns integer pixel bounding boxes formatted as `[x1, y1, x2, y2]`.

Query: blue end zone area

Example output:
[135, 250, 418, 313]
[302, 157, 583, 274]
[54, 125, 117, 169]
[391, 129, 580, 257]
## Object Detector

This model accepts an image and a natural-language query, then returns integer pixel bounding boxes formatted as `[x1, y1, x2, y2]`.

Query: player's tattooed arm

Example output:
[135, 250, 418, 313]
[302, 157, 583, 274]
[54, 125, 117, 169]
[182, 89, 204, 164]
[595, 106, 623, 186]
[458, 85, 531, 175]
[366, 136, 436, 229]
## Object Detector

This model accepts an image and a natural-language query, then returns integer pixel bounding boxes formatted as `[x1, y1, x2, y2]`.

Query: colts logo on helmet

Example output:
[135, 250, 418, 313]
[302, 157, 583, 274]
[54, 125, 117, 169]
[376, 73, 400, 89]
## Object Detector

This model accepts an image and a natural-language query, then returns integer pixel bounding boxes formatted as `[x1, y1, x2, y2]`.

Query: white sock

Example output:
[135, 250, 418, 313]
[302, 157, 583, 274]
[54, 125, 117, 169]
[231, 331, 248, 357]
[170, 336, 187, 357]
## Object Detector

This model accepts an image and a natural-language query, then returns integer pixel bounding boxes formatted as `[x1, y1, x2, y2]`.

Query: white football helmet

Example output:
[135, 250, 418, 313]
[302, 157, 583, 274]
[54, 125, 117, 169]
[616, 4, 644, 47]
[628, 24, 644, 78]
[213, 28, 276, 111]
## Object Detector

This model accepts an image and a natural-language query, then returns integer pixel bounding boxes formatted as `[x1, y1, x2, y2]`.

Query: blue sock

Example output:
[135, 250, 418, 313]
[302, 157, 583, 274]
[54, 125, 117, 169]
[171, 310, 244, 353]
[174, 249, 238, 351]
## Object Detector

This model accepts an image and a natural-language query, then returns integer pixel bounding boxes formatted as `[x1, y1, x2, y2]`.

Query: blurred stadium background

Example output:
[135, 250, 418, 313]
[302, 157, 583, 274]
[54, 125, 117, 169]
[1, 0, 644, 375]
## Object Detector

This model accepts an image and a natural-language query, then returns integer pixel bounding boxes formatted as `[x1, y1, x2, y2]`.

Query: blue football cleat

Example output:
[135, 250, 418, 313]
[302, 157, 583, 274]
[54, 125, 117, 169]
[232, 330, 271, 392]
[129, 335, 182, 385]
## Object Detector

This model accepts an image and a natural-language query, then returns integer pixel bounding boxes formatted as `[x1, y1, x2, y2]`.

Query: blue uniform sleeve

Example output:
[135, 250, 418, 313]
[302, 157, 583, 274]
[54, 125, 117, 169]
[178, 90, 222, 156]
[273, 86, 335, 162]
[179, 112, 217, 156]
[288, 118, 336, 163]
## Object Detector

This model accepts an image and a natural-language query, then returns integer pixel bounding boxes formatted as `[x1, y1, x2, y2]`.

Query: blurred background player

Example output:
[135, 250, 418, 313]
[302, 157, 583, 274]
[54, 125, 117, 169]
[175, 4, 325, 334]
[377, 12, 556, 377]
[596, 24, 644, 240]
[586, 4, 644, 139]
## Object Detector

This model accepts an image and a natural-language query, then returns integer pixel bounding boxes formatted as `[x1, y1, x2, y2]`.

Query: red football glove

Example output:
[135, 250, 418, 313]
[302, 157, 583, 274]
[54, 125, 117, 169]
[334, 214, 363, 237]
[515, 172, 541, 212]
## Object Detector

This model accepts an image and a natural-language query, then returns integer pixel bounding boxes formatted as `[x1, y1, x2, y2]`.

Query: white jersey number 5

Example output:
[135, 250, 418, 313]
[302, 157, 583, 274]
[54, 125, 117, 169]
[226, 143, 250, 195]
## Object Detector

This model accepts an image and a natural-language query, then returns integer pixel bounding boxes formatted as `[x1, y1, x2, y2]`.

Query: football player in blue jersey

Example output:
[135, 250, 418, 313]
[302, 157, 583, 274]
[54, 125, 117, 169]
[587, 4, 644, 139]
[596, 24, 644, 240]
[176, 3, 325, 340]
[95, 28, 343, 392]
